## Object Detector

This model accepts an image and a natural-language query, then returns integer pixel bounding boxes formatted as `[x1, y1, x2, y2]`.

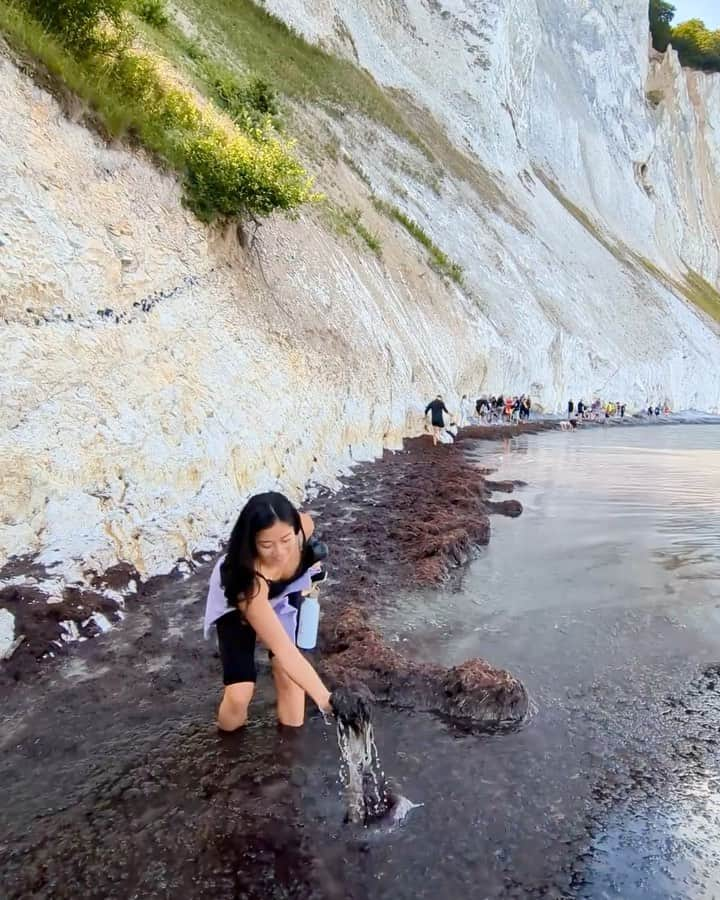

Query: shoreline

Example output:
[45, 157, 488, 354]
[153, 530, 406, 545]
[2, 419, 720, 898]
[0, 419, 555, 691]
[1, 414, 718, 691]
[0, 419, 558, 896]
[312, 421, 561, 727]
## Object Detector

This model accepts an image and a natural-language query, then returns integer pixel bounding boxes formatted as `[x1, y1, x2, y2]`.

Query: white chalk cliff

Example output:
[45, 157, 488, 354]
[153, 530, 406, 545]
[1, 0, 719, 587]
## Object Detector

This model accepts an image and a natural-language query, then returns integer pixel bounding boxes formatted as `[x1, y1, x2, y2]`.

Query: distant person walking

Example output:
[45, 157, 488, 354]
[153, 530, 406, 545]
[425, 394, 450, 446]
[568, 399, 574, 417]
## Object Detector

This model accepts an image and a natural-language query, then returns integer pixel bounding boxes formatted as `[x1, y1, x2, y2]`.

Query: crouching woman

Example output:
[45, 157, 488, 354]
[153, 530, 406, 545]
[204, 491, 332, 730]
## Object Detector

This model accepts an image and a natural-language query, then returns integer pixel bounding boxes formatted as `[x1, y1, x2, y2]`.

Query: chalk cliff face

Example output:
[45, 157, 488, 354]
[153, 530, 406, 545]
[265, 0, 720, 281]
[1, 0, 720, 587]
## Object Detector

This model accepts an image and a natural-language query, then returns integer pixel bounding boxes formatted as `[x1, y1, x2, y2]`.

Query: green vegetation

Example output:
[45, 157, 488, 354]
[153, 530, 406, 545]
[373, 198, 463, 284]
[175, 0, 430, 155]
[1, 0, 316, 223]
[682, 270, 720, 323]
[324, 205, 382, 256]
[650, 1, 720, 72]
[200, 59, 281, 130]
[131, 0, 169, 30]
[634, 255, 720, 325]
[534, 170, 625, 265]
[345, 157, 372, 188]
[536, 169, 720, 326]
[21, 0, 127, 54]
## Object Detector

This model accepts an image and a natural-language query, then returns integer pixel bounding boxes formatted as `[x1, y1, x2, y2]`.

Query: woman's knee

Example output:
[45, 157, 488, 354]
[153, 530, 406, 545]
[272, 665, 305, 727]
[217, 682, 254, 731]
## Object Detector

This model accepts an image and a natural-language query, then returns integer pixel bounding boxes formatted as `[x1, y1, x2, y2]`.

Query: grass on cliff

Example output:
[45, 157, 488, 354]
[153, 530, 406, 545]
[0, 0, 317, 223]
[680, 271, 720, 324]
[536, 168, 720, 326]
[373, 197, 464, 284]
[172, 0, 430, 156]
[323, 204, 382, 256]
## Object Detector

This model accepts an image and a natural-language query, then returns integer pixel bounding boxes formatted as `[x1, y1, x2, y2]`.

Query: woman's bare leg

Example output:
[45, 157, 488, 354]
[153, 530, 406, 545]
[272, 658, 306, 727]
[217, 682, 255, 731]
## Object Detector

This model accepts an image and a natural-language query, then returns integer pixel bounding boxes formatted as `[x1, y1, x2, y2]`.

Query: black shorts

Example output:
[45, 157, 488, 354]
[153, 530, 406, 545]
[216, 611, 258, 685]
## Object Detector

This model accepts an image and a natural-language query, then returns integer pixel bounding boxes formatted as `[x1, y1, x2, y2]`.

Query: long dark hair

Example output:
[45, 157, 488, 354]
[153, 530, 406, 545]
[220, 492, 303, 608]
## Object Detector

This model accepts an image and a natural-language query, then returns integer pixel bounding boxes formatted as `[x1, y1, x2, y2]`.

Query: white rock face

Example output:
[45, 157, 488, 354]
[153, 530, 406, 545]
[264, 0, 720, 283]
[1, 0, 720, 583]
[0, 608, 15, 657]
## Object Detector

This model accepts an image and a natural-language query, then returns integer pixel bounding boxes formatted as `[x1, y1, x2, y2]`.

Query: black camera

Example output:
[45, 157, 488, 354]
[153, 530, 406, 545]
[303, 535, 328, 566]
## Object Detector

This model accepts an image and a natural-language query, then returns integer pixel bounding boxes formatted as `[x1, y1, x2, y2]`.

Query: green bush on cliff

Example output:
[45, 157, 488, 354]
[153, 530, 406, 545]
[3, 0, 315, 223]
[201, 61, 281, 130]
[131, 0, 169, 29]
[183, 129, 314, 222]
[671, 19, 720, 71]
[22, 0, 129, 55]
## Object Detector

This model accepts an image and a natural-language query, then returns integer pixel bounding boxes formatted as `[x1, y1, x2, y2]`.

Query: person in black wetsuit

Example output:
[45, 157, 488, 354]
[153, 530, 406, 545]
[425, 394, 450, 446]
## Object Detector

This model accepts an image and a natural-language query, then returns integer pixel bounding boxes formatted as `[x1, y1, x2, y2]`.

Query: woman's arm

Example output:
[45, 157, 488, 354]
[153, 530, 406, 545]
[241, 583, 331, 713]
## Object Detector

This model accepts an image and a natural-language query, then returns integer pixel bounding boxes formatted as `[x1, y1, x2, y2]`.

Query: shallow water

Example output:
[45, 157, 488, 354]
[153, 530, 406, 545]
[369, 424, 720, 898]
[3, 424, 720, 899]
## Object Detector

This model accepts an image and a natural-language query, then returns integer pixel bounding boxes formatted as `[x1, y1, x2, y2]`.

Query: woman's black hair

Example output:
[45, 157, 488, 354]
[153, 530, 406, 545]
[220, 492, 303, 608]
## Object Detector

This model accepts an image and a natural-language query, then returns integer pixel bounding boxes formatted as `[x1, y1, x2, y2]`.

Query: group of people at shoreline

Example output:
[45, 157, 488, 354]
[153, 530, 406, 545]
[424, 393, 534, 444]
[568, 398, 672, 424]
[423, 390, 676, 443]
[568, 398, 627, 422]
[468, 393, 532, 425]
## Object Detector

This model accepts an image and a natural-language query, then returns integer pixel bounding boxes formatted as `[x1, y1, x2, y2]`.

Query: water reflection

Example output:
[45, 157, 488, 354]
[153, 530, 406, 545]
[370, 424, 720, 898]
[583, 769, 720, 899]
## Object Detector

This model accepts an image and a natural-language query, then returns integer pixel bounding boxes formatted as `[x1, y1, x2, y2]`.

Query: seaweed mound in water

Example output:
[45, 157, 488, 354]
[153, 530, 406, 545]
[323, 608, 529, 730]
[331, 684, 395, 825]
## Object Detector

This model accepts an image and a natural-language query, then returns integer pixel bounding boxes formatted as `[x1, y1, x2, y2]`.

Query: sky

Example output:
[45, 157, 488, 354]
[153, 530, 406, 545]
[670, 0, 720, 28]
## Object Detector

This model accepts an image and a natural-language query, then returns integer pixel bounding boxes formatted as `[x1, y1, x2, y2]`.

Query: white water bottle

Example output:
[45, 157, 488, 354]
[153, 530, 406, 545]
[296, 595, 320, 650]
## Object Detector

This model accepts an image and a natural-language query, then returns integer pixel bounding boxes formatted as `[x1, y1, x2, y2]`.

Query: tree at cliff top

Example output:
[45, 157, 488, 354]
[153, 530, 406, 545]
[671, 19, 720, 70]
[649, 1, 720, 72]
[649, 0, 675, 51]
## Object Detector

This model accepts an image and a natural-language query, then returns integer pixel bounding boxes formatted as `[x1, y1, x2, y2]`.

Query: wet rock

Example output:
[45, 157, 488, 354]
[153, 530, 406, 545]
[0, 607, 16, 657]
[0, 575, 124, 686]
[485, 479, 515, 493]
[486, 499, 523, 517]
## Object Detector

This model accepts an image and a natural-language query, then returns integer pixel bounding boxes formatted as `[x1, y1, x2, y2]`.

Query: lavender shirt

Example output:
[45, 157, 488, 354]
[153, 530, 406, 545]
[203, 555, 320, 644]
